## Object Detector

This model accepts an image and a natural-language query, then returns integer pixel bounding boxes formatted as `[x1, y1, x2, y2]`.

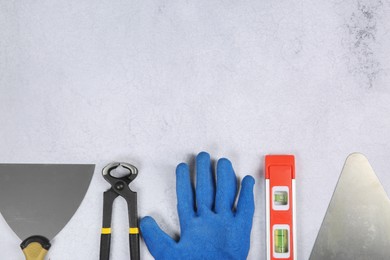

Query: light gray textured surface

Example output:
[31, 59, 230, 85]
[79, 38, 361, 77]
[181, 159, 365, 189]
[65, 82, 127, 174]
[0, 0, 390, 259]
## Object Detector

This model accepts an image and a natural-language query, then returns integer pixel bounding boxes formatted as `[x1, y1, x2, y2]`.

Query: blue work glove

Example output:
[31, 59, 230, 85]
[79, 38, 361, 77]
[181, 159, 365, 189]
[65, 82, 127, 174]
[140, 152, 255, 260]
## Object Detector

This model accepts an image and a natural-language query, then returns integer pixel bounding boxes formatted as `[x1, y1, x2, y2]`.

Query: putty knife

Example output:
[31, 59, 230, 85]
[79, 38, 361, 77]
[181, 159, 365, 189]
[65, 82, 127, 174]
[0, 164, 95, 260]
[309, 153, 390, 260]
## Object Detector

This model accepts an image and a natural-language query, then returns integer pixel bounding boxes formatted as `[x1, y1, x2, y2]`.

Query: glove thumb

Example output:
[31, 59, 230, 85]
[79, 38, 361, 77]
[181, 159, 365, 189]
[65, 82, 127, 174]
[140, 216, 175, 258]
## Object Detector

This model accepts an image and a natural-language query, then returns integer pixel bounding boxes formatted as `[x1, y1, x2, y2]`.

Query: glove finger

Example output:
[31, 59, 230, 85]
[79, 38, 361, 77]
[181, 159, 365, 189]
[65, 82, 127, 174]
[176, 163, 195, 227]
[215, 158, 237, 214]
[195, 152, 215, 214]
[140, 216, 175, 257]
[235, 175, 255, 229]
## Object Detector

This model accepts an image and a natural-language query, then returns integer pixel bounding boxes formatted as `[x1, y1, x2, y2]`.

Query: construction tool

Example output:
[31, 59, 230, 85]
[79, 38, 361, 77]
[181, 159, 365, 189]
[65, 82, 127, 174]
[100, 162, 140, 260]
[265, 155, 297, 260]
[309, 153, 390, 260]
[0, 164, 95, 260]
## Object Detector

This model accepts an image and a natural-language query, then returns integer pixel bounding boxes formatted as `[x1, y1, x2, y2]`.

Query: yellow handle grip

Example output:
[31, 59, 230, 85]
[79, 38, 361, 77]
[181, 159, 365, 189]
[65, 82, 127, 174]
[20, 236, 51, 260]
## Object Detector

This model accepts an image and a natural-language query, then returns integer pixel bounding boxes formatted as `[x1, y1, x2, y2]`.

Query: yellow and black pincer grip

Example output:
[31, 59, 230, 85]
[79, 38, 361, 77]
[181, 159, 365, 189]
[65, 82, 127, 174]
[20, 235, 51, 260]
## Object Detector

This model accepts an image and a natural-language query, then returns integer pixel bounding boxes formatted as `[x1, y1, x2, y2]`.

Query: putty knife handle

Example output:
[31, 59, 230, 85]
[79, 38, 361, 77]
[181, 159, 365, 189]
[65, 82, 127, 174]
[20, 236, 51, 260]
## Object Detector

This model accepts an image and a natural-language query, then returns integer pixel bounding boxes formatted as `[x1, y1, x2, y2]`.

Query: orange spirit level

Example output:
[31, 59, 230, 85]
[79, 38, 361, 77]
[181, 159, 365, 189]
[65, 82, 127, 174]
[265, 155, 296, 260]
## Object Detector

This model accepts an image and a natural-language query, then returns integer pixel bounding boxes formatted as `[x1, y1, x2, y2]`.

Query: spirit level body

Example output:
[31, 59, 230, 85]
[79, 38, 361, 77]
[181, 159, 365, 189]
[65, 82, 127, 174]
[265, 155, 296, 260]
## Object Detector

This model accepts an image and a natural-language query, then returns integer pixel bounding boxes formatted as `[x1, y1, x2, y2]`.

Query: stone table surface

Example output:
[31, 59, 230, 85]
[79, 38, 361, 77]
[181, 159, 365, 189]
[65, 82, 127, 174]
[1, 0, 390, 259]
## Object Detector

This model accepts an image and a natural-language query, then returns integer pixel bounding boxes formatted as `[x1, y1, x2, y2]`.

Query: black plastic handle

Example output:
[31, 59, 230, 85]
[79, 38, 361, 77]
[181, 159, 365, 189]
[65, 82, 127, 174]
[129, 233, 140, 260]
[99, 233, 111, 260]
[20, 235, 51, 250]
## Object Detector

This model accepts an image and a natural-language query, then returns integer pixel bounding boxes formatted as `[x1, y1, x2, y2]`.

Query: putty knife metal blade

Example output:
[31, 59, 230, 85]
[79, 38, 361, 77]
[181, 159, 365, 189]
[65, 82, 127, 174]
[0, 164, 95, 258]
[309, 153, 390, 260]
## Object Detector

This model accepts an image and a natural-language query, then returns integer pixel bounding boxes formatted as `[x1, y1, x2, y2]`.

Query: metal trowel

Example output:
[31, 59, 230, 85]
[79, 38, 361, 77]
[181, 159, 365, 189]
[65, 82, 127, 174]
[309, 153, 390, 260]
[0, 164, 95, 260]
